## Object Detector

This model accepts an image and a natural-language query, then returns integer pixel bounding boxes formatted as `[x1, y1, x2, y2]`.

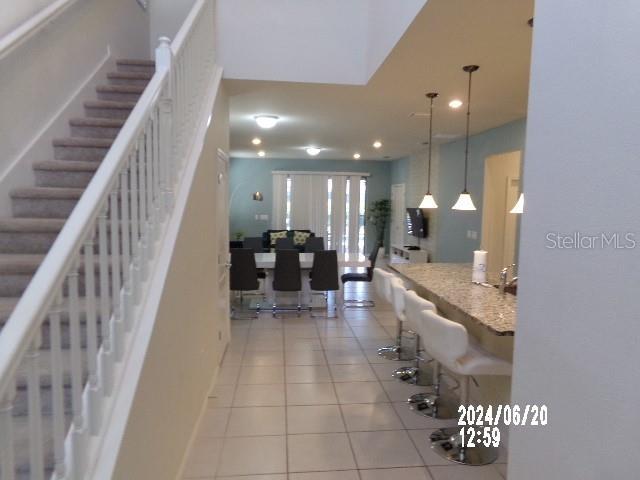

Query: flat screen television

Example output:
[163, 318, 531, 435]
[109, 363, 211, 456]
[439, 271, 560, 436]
[406, 208, 429, 238]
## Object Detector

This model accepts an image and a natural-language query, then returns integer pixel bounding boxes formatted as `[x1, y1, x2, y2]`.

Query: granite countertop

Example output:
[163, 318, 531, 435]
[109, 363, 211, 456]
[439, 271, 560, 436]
[390, 263, 517, 336]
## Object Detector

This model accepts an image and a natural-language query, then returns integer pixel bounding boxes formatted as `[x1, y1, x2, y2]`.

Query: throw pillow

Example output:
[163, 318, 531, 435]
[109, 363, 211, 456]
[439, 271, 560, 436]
[293, 231, 311, 245]
[269, 230, 288, 246]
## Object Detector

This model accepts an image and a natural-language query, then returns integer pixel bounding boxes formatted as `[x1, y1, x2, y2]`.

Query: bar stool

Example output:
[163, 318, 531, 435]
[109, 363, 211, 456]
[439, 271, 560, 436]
[392, 288, 437, 385]
[416, 309, 512, 466]
[373, 269, 405, 360]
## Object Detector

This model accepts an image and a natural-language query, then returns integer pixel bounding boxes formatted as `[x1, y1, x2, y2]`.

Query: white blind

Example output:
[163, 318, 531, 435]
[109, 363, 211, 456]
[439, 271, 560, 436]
[271, 171, 367, 253]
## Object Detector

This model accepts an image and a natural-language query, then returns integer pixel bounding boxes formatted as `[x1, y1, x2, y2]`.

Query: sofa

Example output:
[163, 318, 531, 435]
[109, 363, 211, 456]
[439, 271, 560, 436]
[262, 229, 315, 252]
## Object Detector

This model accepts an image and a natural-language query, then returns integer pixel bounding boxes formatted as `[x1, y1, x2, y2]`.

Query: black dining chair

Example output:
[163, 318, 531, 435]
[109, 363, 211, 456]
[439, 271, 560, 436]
[230, 248, 262, 317]
[243, 236, 265, 253]
[272, 249, 302, 316]
[309, 250, 340, 317]
[275, 237, 295, 250]
[340, 243, 380, 308]
[304, 236, 325, 252]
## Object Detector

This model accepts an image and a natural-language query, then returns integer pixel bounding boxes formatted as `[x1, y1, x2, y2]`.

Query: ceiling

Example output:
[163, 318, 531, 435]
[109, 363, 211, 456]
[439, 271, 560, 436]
[225, 0, 535, 161]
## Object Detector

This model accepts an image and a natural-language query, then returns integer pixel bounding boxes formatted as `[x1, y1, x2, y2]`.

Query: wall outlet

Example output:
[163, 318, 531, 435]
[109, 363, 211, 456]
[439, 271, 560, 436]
[260, 214, 269, 221]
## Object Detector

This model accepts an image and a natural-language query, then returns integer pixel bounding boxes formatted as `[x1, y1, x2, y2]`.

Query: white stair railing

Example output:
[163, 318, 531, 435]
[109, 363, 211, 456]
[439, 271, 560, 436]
[0, 0, 216, 478]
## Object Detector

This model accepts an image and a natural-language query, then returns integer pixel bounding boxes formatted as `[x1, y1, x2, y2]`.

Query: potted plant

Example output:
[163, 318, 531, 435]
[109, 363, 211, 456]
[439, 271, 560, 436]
[366, 199, 391, 255]
[234, 231, 245, 241]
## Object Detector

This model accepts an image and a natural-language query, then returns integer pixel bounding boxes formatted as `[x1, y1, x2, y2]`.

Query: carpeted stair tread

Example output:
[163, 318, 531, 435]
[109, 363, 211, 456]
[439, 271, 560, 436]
[11, 187, 84, 199]
[117, 59, 155, 67]
[96, 84, 145, 95]
[0, 218, 65, 233]
[84, 100, 137, 110]
[0, 254, 46, 274]
[34, 160, 99, 172]
[69, 117, 125, 128]
[52, 137, 113, 148]
[107, 71, 153, 81]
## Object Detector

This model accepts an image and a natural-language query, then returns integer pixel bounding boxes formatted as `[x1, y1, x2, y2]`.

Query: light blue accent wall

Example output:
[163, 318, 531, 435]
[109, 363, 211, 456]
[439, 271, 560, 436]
[390, 156, 410, 185]
[229, 157, 392, 251]
[435, 118, 526, 262]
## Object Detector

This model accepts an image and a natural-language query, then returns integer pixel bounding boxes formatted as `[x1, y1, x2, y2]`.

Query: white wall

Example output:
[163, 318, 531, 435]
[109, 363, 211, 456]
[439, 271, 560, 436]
[0, 0, 149, 214]
[0, 0, 56, 38]
[216, 0, 426, 85]
[508, 1, 640, 478]
[149, 0, 196, 46]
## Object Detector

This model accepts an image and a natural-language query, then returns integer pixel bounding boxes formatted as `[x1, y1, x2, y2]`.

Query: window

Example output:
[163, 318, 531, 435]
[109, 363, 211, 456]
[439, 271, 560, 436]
[358, 178, 367, 254]
[285, 176, 292, 230]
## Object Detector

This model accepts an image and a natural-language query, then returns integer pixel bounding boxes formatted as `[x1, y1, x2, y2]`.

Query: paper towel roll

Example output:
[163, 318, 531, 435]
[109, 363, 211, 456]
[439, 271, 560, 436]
[472, 250, 488, 283]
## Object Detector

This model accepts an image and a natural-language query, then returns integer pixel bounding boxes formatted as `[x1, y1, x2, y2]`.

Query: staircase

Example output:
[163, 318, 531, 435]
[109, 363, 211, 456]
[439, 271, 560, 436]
[0, 58, 154, 479]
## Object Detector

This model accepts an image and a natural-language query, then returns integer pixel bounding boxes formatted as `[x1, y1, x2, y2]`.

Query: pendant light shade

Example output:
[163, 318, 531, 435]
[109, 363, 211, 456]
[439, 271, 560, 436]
[419, 193, 439, 209]
[510, 193, 524, 213]
[420, 92, 439, 208]
[452, 65, 479, 211]
[452, 191, 476, 211]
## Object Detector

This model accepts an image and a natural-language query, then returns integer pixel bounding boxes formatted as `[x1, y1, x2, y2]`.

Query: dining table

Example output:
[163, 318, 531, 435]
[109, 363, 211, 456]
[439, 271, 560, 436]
[254, 251, 369, 269]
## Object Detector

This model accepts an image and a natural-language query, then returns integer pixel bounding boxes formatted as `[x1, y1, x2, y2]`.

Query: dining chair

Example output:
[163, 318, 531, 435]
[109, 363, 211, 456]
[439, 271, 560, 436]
[304, 236, 325, 252]
[272, 249, 302, 316]
[243, 236, 265, 253]
[309, 250, 339, 317]
[275, 237, 295, 250]
[341, 243, 380, 308]
[230, 248, 262, 318]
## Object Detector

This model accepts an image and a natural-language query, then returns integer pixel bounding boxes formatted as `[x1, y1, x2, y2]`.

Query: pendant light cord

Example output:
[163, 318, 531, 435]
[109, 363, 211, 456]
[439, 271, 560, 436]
[463, 69, 473, 192]
[427, 95, 435, 194]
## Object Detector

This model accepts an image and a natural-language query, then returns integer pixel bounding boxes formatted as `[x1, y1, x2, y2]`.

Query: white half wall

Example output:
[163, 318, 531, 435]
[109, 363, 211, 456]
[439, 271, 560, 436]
[216, 0, 426, 85]
[508, 1, 640, 478]
[0, 0, 56, 38]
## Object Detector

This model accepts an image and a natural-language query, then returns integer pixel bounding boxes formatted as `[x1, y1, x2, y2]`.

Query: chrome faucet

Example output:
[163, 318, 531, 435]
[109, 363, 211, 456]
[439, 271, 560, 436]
[499, 264, 517, 293]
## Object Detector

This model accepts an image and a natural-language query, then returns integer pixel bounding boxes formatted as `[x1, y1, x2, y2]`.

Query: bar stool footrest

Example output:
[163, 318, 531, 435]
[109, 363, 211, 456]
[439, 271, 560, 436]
[430, 427, 499, 466]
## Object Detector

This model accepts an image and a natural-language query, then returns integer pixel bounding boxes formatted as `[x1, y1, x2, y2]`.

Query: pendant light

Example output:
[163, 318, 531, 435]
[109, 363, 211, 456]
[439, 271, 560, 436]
[510, 193, 524, 213]
[419, 92, 439, 209]
[452, 65, 479, 211]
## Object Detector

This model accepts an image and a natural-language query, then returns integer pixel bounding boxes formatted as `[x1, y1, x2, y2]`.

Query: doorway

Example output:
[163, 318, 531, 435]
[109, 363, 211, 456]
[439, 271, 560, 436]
[216, 148, 230, 344]
[391, 183, 406, 248]
[480, 151, 521, 280]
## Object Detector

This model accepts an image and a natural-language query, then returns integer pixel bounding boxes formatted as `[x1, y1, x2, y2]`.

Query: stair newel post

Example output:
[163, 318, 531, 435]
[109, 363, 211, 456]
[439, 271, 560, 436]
[83, 232, 102, 434]
[120, 164, 132, 331]
[48, 294, 67, 479]
[25, 328, 44, 480]
[109, 181, 124, 360]
[67, 260, 87, 478]
[97, 205, 114, 396]
[130, 142, 141, 304]
[0, 378, 16, 480]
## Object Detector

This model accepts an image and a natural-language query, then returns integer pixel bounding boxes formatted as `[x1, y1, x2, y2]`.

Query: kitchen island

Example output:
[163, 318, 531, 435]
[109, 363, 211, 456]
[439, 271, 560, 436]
[389, 262, 516, 405]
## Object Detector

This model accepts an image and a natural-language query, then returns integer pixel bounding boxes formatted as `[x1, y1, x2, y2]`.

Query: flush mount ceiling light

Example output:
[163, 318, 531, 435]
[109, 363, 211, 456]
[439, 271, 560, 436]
[353, 153, 361, 159]
[452, 65, 479, 211]
[252, 137, 262, 145]
[257, 150, 266, 157]
[254, 115, 279, 129]
[419, 92, 439, 209]
[448, 99, 463, 109]
[372, 140, 382, 149]
[306, 147, 322, 156]
[510, 193, 524, 213]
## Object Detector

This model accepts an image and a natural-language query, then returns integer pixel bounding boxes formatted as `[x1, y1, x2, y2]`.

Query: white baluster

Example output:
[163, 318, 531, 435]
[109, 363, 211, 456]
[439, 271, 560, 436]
[145, 119, 155, 256]
[156, 37, 173, 217]
[120, 166, 132, 331]
[25, 331, 44, 480]
[0, 379, 16, 480]
[139, 126, 149, 278]
[83, 236, 101, 434]
[131, 143, 141, 304]
[97, 206, 113, 396]
[67, 263, 86, 478]
[48, 294, 66, 479]
[109, 183, 124, 360]
[153, 106, 162, 225]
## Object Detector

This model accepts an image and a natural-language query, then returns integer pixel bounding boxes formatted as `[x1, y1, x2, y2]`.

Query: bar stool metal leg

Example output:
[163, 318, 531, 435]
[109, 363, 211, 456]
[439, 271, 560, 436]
[429, 376, 500, 466]
[407, 362, 457, 418]
[392, 332, 434, 386]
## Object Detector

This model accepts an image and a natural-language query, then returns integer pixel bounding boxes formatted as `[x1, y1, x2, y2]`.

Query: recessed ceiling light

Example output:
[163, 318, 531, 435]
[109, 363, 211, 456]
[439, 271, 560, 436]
[449, 99, 463, 109]
[373, 141, 382, 149]
[252, 137, 262, 145]
[306, 147, 322, 156]
[254, 115, 279, 129]
[257, 150, 266, 157]
[353, 153, 361, 160]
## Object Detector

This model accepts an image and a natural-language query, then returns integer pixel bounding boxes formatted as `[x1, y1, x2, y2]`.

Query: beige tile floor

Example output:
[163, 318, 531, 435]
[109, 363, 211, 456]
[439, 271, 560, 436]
[182, 283, 507, 480]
